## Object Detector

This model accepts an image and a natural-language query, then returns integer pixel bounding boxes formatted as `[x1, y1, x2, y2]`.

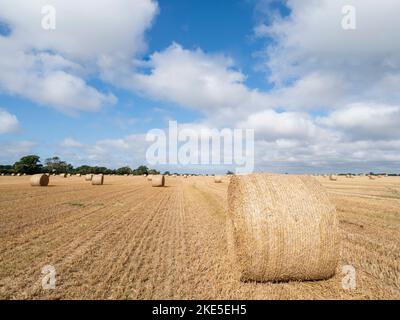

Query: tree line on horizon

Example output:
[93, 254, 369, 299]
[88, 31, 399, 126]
[0, 155, 160, 175]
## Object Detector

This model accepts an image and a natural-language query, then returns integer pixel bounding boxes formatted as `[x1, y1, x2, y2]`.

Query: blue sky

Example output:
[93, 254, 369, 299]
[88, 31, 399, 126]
[1, 0, 400, 173]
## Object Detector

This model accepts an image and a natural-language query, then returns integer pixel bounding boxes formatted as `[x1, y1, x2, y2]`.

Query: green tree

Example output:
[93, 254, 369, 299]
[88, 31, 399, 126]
[13, 155, 42, 174]
[116, 166, 132, 175]
[44, 156, 73, 174]
[135, 165, 149, 175]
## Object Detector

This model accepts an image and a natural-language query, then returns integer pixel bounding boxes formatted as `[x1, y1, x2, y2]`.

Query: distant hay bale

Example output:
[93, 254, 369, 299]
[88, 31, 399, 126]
[85, 174, 93, 181]
[91, 174, 104, 185]
[368, 175, 376, 180]
[329, 175, 338, 181]
[16, 173, 22, 176]
[76, 174, 81, 177]
[1, 173, 4, 176]
[183, 175, 188, 178]
[151, 175, 165, 187]
[60, 173, 67, 178]
[30, 174, 49, 187]
[228, 173, 339, 282]
[147, 175, 153, 181]
[214, 176, 222, 183]
[11, 173, 15, 176]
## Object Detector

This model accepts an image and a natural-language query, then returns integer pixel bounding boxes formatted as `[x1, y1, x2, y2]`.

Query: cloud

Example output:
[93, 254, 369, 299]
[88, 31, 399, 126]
[238, 110, 321, 141]
[261, 0, 400, 104]
[124, 43, 274, 124]
[0, 108, 19, 133]
[0, 140, 36, 163]
[60, 138, 83, 148]
[0, 0, 158, 113]
[317, 103, 400, 141]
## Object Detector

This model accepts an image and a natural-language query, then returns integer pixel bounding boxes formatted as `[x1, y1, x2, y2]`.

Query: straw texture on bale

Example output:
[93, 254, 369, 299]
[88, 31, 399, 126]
[85, 174, 93, 181]
[228, 173, 339, 282]
[91, 174, 104, 185]
[214, 176, 222, 183]
[30, 174, 49, 187]
[151, 175, 165, 187]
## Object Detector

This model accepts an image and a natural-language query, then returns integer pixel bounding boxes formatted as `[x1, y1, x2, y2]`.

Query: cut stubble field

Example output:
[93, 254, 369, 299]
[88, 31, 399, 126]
[0, 175, 399, 299]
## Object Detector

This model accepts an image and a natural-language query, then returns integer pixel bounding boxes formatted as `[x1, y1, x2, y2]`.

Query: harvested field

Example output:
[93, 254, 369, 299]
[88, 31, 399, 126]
[0, 175, 399, 299]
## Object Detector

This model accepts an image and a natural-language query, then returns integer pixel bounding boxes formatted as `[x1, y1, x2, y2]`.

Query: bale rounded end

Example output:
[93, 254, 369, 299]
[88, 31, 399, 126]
[151, 175, 165, 187]
[228, 173, 339, 282]
[91, 174, 104, 185]
[30, 174, 50, 187]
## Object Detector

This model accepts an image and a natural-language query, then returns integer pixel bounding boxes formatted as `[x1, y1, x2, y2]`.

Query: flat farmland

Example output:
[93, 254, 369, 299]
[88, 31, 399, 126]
[0, 175, 399, 299]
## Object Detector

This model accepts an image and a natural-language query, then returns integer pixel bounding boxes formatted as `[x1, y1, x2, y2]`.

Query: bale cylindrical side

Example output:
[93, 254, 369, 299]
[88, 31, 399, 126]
[30, 174, 49, 187]
[151, 175, 165, 187]
[214, 176, 222, 183]
[228, 173, 339, 282]
[91, 174, 104, 185]
[85, 174, 93, 181]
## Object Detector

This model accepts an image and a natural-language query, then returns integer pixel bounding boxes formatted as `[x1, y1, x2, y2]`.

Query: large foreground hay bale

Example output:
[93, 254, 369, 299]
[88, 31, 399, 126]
[91, 174, 104, 185]
[30, 174, 49, 187]
[151, 175, 165, 187]
[228, 173, 339, 282]
[85, 174, 93, 181]
[214, 176, 222, 183]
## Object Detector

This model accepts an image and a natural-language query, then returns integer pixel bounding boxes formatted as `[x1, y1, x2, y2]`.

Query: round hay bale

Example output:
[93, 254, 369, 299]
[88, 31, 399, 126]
[91, 174, 104, 185]
[30, 174, 49, 187]
[228, 173, 339, 282]
[329, 175, 337, 181]
[60, 173, 67, 178]
[16, 173, 22, 176]
[368, 175, 376, 180]
[151, 175, 165, 187]
[11, 173, 15, 176]
[214, 176, 222, 183]
[85, 174, 93, 181]
[147, 175, 153, 181]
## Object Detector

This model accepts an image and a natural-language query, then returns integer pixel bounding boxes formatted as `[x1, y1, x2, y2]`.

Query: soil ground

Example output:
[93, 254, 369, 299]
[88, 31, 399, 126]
[0, 175, 398, 299]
